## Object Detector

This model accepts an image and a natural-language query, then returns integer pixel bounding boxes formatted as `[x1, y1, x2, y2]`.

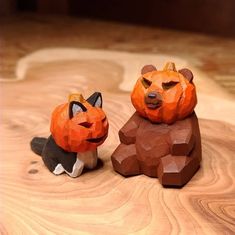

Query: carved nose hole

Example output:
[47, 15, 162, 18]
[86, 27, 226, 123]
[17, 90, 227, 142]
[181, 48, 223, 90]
[148, 93, 156, 99]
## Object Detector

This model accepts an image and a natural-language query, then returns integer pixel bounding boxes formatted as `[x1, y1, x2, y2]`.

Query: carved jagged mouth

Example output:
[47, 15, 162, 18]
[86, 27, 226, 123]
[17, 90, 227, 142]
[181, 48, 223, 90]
[146, 102, 162, 109]
[86, 134, 107, 143]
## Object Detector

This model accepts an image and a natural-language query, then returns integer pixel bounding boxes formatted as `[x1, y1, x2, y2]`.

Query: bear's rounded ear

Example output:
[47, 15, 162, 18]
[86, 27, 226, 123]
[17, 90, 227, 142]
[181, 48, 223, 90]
[141, 65, 157, 75]
[178, 68, 194, 82]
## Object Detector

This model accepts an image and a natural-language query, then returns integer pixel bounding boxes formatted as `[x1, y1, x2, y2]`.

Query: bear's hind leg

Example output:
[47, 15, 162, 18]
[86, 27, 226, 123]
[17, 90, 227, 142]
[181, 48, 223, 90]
[111, 144, 140, 176]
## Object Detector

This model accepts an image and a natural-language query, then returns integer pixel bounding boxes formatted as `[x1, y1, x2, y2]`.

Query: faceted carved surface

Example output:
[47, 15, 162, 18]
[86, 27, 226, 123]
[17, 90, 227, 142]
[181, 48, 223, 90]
[51, 93, 109, 153]
[169, 118, 195, 155]
[119, 113, 142, 144]
[131, 62, 197, 124]
[31, 92, 109, 178]
[111, 111, 201, 187]
[111, 144, 140, 176]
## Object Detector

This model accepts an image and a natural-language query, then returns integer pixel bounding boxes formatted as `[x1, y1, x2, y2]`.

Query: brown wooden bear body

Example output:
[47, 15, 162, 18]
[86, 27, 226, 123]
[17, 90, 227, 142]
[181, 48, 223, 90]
[111, 112, 201, 186]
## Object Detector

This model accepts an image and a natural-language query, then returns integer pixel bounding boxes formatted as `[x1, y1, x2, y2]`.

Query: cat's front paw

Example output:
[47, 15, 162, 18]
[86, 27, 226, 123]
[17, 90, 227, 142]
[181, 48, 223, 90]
[53, 158, 84, 178]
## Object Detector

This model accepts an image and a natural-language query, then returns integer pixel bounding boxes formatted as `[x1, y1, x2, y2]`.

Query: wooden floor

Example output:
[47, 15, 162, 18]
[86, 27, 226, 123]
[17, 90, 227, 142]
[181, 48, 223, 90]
[1, 14, 235, 235]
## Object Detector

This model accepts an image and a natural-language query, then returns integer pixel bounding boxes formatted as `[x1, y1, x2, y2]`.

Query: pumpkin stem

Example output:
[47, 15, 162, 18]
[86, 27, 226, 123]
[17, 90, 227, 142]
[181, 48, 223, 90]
[69, 93, 85, 103]
[163, 62, 177, 72]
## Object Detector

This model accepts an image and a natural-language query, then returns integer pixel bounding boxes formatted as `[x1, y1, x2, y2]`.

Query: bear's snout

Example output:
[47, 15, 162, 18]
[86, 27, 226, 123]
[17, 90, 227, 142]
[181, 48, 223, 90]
[145, 92, 162, 109]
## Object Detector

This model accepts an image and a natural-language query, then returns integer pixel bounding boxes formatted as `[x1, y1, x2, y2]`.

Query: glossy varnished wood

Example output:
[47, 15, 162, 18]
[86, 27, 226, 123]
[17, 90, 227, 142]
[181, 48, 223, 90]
[0, 49, 235, 234]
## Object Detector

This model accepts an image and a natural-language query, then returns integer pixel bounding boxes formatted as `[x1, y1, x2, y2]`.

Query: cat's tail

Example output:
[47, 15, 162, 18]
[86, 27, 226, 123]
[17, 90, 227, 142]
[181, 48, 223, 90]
[30, 137, 47, 156]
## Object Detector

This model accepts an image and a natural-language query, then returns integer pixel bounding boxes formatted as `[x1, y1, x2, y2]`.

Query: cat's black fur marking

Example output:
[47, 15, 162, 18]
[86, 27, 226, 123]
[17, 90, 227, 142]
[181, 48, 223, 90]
[30, 137, 47, 156]
[87, 92, 102, 108]
[31, 135, 77, 173]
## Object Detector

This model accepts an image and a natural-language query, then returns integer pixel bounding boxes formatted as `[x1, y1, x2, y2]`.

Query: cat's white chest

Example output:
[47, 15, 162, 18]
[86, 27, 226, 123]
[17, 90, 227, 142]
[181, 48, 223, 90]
[53, 149, 98, 178]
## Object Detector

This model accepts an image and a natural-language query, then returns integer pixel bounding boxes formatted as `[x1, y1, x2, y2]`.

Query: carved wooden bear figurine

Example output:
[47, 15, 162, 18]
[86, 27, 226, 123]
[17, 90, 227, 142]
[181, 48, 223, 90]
[31, 92, 109, 177]
[111, 62, 201, 187]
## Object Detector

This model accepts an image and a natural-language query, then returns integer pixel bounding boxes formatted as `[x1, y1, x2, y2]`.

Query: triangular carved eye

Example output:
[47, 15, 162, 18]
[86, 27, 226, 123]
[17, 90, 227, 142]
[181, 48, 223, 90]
[142, 77, 152, 89]
[162, 81, 178, 90]
[69, 101, 87, 119]
[87, 92, 103, 108]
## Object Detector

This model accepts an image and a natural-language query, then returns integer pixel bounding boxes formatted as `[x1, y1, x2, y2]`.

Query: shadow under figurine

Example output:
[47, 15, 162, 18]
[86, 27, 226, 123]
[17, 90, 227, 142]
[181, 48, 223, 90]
[111, 62, 202, 187]
[30, 92, 109, 177]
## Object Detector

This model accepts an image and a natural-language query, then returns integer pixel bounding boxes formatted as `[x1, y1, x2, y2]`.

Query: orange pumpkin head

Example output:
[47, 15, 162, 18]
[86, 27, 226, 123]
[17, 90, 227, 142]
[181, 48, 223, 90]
[131, 62, 197, 124]
[50, 92, 109, 152]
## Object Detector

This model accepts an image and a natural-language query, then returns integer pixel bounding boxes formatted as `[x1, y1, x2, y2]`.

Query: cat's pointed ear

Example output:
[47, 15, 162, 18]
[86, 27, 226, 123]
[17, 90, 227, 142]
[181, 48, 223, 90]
[69, 101, 87, 119]
[87, 92, 102, 108]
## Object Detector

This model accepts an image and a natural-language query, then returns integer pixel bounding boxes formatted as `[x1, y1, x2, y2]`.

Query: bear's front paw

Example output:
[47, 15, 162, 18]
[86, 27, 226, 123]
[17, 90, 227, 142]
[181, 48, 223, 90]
[111, 144, 140, 176]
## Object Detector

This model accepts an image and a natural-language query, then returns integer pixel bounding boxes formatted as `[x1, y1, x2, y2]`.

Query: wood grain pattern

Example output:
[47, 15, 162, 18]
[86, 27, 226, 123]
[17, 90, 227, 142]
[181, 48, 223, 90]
[1, 14, 235, 94]
[1, 49, 235, 234]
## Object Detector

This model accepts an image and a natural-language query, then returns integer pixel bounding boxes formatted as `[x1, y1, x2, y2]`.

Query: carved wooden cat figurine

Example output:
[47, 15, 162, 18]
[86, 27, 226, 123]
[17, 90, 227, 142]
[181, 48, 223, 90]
[31, 92, 109, 177]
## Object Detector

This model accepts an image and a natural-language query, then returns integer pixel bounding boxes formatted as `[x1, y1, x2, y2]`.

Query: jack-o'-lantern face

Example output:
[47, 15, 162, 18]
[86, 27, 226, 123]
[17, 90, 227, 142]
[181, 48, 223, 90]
[131, 62, 197, 124]
[50, 92, 109, 152]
